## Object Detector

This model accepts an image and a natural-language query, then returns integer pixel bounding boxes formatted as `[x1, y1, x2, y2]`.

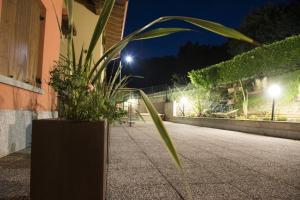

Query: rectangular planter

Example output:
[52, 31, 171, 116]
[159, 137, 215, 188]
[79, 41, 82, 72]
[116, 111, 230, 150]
[30, 120, 108, 200]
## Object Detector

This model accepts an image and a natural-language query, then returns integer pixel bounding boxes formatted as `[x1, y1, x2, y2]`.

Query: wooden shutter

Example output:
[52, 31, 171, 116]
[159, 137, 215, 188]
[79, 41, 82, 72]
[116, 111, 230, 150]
[0, 0, 43, 86]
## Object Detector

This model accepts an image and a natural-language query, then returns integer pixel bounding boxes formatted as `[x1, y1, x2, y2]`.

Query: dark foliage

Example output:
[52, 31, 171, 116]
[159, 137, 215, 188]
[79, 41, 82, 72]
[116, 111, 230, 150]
[227, 0, 300, 55]
[125, 42, 230, 88]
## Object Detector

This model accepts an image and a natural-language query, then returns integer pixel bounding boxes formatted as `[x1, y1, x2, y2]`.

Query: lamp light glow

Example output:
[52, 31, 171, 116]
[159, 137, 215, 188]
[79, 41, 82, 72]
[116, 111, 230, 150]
[268, 84, 281, 99]
[180, 96, 188, 106]
[125, 55, 133, 64]
[179, 96, 188, 116]
[127, 98, 135, 104]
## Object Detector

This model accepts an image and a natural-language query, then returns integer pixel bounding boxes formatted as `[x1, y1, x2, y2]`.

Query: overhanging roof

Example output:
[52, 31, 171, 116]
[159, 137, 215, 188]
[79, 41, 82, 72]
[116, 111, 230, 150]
[76, 0, 128, 51]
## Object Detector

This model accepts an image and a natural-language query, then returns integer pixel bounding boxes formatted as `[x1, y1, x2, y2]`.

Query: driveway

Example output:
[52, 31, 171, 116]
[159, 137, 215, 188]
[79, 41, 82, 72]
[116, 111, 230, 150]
[1, 121, 300, 199]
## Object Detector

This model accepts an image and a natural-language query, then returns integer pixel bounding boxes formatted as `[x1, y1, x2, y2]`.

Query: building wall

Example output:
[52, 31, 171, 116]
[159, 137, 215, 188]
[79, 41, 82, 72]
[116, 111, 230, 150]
[0, 0, 63, 157]
[60, 1, 103, 63]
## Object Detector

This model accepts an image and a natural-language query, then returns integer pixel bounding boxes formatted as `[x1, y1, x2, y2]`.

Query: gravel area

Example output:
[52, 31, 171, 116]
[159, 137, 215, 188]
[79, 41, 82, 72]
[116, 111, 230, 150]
[1, 121, 300, 199]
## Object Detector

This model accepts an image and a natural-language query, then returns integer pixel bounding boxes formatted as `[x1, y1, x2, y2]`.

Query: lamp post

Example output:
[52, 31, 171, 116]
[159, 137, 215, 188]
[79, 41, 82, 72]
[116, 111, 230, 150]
[120, 55, 133, 81]
[267, 84, 281, 121]
[127, 95, 135, 127]
[180, 96, 188, 116]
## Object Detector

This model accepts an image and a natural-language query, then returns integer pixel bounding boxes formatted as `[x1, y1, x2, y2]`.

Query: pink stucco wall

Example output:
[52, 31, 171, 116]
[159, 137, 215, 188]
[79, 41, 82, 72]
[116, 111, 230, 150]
[0, 0, 63, 111]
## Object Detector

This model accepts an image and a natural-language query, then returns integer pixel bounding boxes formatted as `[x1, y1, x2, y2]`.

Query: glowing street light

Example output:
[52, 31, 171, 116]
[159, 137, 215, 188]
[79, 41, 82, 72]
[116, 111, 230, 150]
[267, 84, 281, 121]
[180, 96, 188, 116]
[120, 55, 134, 81]
[125, 55, 133, 64]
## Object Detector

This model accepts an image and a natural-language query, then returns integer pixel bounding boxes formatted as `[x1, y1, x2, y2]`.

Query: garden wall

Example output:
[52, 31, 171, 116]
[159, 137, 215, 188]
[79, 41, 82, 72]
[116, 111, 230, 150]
[169, 116, 300, 140]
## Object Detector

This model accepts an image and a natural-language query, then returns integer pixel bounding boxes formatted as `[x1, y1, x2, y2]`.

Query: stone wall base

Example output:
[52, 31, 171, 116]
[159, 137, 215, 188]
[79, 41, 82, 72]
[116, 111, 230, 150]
[0, 110, 57, 157]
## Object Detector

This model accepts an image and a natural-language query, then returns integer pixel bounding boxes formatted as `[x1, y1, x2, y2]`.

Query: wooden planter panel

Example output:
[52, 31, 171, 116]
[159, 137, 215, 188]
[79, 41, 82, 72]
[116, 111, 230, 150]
[30, 120, 107, 200]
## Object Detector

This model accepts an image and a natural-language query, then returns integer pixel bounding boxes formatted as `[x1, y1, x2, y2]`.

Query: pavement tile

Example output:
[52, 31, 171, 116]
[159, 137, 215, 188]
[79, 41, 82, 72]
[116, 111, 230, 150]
[1, 122, 300, 199]
[110, 151, 146, 160]
[231, 172, 300, 199]
[107, 168, 167, 187]
[252, 165, 300, 189]
[160, 166, 223, 185]
[109, 158, 155, 170]
[106, 184, 181, 200]
[174, 183, 252, 200]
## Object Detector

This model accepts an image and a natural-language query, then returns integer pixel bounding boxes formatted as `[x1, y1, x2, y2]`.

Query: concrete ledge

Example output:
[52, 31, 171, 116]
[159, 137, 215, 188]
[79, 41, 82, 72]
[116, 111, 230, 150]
[169, 117, 300, 140]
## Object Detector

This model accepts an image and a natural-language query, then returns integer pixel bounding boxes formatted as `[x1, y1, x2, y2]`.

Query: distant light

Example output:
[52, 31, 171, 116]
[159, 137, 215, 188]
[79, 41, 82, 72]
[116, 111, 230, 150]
[127, 98, 136, 104]
[180, 96, 188, 106]
[268, 84, 281, 99]
[125, 55, 133, 64]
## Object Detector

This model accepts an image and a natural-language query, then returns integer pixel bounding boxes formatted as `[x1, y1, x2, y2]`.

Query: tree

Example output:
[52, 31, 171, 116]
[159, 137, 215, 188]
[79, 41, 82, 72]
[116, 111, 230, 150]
[227, 0, 300, 55]
[128, 42, 230, 88]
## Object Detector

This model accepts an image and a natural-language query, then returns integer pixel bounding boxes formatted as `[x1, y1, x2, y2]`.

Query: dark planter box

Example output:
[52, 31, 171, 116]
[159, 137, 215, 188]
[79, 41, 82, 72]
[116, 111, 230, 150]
[30, 120, 108, 200]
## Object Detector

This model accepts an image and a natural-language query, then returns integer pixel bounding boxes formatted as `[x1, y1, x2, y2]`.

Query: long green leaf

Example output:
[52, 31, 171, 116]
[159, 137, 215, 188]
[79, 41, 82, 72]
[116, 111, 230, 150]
[164, 16, 255, 44]
[107, 63, 122, 98]
[135, 110, 146, 122]
[88, 16, 257, 82]
[64, 0, 73, 59]
[139, 90, 182, 168]
[77, 45, 84, 73]
[71, 38, 76, 70]
[85, 0, 115, 66]
[134, 28, 192, 40]
[88, 17, 165, 80]
[91, 41, 128, 84]
[89, 28, 189, 82]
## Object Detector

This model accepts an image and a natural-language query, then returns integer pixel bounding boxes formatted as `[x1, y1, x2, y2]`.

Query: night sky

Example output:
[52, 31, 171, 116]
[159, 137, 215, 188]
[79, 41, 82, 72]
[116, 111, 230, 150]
[122, 0, 288, 59]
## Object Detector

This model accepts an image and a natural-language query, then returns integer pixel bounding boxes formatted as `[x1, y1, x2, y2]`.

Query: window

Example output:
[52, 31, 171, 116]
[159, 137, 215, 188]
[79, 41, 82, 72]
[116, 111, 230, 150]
[0, 0, 45, 86]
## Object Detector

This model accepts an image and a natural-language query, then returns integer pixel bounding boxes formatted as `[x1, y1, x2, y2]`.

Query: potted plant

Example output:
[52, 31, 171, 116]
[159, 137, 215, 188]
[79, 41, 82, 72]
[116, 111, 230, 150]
[30, 0, 256, 199]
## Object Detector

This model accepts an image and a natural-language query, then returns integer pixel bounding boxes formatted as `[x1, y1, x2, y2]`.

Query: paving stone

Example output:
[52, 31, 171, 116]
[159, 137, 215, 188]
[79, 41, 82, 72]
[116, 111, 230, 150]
[109, 158, 155, 170]
[1, 122, 300, 199]
[108, 168, 167, 187]
[178, 183, 252, 200]
[231, 172, 300, 199]
[106, 184, 181, 200]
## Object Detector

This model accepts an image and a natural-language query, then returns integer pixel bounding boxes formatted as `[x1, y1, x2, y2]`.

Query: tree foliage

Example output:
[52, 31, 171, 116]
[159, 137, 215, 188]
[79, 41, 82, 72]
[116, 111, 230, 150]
[127, 42, 230, 88]
[227, 0, 300, 55]
[189, 35, 300, 89]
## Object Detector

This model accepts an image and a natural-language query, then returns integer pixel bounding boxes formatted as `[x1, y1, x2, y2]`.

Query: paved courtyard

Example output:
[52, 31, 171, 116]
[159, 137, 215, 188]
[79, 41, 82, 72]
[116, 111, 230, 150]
[0, 121, 300, 199]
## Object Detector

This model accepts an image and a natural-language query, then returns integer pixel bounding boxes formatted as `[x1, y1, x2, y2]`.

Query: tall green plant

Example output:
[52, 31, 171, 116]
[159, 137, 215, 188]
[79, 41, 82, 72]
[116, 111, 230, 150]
[51, 0, 255, 169]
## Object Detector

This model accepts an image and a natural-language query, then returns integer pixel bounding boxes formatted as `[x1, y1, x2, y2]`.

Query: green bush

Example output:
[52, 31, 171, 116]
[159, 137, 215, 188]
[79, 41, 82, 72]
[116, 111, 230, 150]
[262, 116, 271, 121]
[249, 115, 259, 120]
[277, 116, 288, 121]
[189, 34, 300, 88]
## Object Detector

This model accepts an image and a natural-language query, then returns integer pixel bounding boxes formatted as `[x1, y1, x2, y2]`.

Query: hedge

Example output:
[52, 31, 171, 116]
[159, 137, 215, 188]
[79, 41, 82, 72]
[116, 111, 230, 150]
[189, 34, 300, 88]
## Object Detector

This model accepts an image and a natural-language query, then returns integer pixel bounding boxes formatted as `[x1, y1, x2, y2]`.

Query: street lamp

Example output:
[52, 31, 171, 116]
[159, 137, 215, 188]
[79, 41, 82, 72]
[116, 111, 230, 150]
[127, 97, 136, 127]
[267, 84, 281, 121]
[120, 55, 133, 81]
[180, 96, 188, 116]
[125, 55, 133, 64]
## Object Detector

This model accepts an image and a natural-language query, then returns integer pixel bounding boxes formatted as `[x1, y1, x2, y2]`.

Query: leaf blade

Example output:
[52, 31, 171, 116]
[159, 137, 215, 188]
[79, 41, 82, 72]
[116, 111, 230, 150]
[85, 0, 116, 66]
[139, 90, 182, 168]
